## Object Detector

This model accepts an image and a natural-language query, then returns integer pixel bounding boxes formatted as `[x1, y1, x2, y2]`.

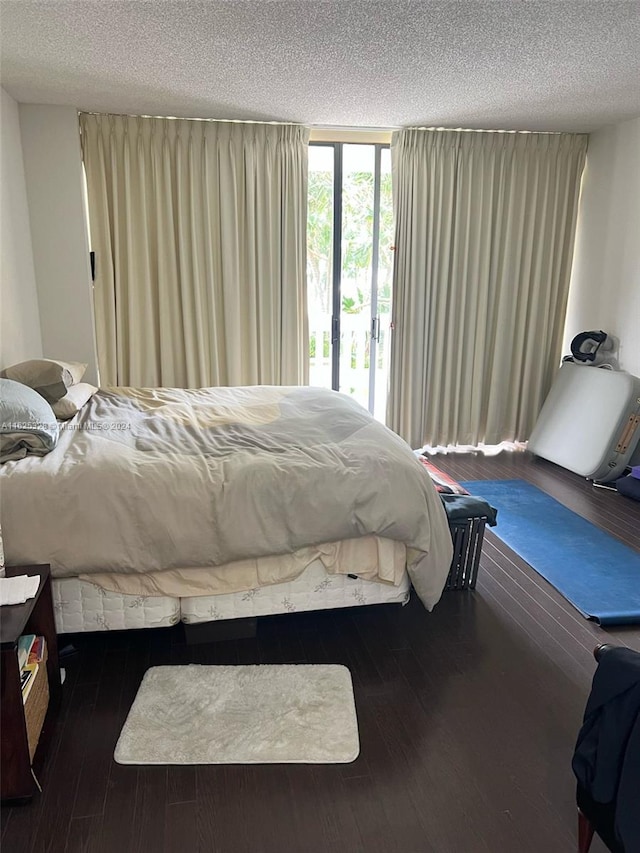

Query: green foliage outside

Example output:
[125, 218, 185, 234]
[308, 330, 330, 360]
[307, 167, 394, 321]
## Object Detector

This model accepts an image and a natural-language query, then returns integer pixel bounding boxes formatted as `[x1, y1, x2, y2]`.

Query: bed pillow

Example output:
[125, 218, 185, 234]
[1, 358, 87, 403]
[0, 378, 59, 463]
[52, 382, 98, 420]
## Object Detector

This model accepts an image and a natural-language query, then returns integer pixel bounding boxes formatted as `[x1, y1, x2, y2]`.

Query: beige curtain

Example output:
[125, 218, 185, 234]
[80, 113, 309, 387]
[388, 129, 588, 447]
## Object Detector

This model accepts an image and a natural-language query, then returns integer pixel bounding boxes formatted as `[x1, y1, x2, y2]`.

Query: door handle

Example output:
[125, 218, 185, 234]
[331, 315, 339, 344]
[371, 315, 381, 342]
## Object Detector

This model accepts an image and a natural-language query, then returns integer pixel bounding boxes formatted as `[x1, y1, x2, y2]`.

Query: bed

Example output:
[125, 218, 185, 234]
[1, 384, 453, 634]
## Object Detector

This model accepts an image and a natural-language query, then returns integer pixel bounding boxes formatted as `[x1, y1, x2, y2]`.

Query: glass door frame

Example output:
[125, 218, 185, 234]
[309, 140, 389, 412]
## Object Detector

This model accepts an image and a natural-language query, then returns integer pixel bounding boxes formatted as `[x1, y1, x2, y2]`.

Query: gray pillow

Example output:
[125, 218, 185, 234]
[0, 378, 59, 463]
[1, 358, 87, 404]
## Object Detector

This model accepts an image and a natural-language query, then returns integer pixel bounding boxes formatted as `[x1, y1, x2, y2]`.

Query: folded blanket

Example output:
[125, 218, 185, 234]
[415, 454, 470, 495]
[0, 378, 59, 463]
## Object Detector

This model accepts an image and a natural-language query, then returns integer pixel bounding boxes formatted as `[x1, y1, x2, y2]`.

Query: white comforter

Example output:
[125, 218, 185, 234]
[0, 385, 453, 609]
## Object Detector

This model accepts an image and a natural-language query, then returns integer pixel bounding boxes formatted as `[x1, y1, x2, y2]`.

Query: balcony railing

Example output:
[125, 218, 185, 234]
[308, 312, 390, 421]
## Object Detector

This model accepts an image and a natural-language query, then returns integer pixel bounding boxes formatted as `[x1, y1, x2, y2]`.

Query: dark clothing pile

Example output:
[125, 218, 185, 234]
[572, 646, 640, 852]
[439, 493, 498, 526]
[616, 471, 640, 502]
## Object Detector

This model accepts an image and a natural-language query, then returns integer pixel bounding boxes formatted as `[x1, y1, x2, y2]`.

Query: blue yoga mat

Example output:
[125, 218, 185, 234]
[461, 479, 640, 626]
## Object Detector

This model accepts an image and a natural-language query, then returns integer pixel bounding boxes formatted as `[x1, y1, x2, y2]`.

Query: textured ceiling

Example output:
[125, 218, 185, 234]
[1, 1, 639, 132]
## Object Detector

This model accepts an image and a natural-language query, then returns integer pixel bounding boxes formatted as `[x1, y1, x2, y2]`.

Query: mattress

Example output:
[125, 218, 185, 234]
[52, 560, 410, 634]
[180, 559, 411, 624]
[52, 577, 180, 634]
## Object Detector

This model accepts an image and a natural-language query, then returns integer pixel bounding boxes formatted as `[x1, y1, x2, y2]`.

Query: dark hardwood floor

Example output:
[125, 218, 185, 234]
[2, 451, 639, 853]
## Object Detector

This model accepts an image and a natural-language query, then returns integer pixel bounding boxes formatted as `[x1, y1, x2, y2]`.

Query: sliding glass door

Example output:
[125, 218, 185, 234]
[307, 142, 393, 421]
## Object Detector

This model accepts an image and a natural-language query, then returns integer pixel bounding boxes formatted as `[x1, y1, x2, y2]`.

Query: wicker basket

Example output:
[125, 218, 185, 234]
[445, 517, 487, 590]
[24, 645, 49, 762]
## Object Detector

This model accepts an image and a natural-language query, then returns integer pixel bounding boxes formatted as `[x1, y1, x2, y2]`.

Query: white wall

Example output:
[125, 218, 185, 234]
[19, 105, 98, 384]
[0, 88, 43, 367]
[564, 117, 640, 376]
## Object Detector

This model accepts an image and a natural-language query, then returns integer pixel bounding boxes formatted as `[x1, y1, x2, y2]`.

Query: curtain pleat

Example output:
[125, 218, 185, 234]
[80, 113, 310, 387]
[388, 129, 587, 447]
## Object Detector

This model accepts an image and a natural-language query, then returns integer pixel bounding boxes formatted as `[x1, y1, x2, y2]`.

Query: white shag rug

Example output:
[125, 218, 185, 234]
[114, 664, 359, 765]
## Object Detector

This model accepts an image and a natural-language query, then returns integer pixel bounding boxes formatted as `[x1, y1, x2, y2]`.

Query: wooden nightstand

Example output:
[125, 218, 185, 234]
[1, 565, 61, 802]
